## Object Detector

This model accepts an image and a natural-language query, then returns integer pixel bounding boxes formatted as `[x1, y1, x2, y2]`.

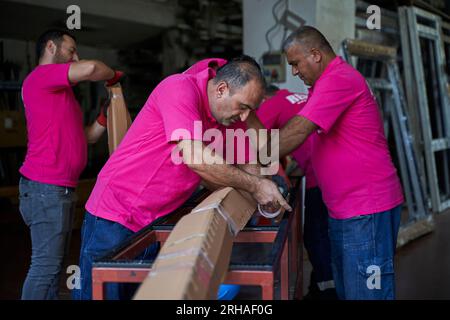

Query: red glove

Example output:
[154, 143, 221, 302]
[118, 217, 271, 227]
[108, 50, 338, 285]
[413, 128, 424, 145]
[106, 70, 124, 87]
[96, 98, 110, 127]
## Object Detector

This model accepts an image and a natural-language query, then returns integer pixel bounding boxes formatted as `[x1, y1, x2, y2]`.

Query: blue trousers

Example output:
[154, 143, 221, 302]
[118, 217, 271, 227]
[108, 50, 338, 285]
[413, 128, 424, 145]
[71, 211, 159, 300]
[19, 176, 76, 300]
[328, 205, 401, 300]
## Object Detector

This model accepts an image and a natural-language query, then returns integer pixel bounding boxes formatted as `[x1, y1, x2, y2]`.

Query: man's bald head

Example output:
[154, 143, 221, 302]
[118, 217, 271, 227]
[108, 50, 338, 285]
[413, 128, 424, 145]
[282, 26, 336, 86]
[282, 26, 334, 55]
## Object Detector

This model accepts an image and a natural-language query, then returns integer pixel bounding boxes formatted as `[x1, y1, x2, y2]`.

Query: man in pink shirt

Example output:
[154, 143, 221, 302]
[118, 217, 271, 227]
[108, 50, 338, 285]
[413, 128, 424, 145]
[257, 85, 336, 299]
[278, 26, 404, 299]
[19, 29, 123, 300]
[73, 55, 291, 300]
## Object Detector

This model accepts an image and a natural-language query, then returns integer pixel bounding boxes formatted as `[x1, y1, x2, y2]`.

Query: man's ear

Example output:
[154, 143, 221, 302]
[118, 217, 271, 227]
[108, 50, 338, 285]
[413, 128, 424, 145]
[46, 40, 57, 55]
[311, 48, 322, 63]
[216, 81, 229, 98]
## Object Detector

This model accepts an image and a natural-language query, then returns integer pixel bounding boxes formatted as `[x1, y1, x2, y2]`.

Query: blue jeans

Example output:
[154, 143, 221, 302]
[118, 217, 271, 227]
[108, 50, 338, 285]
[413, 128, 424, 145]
[303, 187, 334, 291]
[19, 176, 76, 300]
[72, 211, 159, 300]
[328, 205, 401, 300]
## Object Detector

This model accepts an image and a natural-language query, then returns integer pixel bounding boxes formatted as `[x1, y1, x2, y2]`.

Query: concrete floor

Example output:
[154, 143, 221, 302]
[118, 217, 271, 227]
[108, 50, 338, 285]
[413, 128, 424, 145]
[395, 210, 450, 299]
[1, 202, 450, 300]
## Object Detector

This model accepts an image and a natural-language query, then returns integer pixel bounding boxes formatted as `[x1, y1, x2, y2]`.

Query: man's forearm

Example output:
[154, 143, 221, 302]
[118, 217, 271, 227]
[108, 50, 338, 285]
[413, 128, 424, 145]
[69, 60, 115, 84]
[279, 116, 317, 158]
[179, 140, 260, 192]
[200, 179, 222, 191]
[85, 121, 106, 144]
[237, 163, 266, 178]
[200, 165, 264, 200]
[190, 162, 260, 193]
[88, 60, 115, 82]
[178, 139, 292, 211]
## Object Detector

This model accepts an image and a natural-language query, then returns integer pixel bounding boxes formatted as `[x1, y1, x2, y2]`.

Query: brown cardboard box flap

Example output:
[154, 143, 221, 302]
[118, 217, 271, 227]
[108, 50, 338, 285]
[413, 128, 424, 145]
[191, 187, 256, 234]
[106, 83, 131, 155]
[134, 210, 233, 299]
[134, 187, 256, 300]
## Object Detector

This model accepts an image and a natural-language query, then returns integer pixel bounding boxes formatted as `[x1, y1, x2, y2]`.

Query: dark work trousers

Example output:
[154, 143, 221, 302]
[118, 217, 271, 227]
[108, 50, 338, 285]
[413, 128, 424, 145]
[303, 187, 335, 296]
[19, 176, 76, 300]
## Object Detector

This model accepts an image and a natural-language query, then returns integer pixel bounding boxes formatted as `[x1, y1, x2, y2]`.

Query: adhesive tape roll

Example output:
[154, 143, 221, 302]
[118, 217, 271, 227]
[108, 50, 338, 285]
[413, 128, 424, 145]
[257, 204, 282, 219]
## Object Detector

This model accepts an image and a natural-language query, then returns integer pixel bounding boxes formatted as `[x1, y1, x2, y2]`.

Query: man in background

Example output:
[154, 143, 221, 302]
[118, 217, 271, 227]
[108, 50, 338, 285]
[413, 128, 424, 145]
[278, 26, 404, 299]
[19, 29, 123, 300]
[256, 85, 336, 299]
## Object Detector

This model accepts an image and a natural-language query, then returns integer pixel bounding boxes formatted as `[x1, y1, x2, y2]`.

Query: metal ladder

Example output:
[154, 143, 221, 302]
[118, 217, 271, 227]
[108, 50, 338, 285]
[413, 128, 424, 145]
[398, 6, 450, 214]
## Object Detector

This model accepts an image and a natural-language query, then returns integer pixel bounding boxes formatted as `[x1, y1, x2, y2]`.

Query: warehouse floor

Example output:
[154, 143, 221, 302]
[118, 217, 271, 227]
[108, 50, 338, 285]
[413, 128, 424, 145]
[1, 203, 450, 300]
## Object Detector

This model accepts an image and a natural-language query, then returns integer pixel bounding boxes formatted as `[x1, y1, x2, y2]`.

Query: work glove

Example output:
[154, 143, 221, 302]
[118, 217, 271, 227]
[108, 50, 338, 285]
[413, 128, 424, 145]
[96, 97, 110, 127]
[106, 70, 124, 87]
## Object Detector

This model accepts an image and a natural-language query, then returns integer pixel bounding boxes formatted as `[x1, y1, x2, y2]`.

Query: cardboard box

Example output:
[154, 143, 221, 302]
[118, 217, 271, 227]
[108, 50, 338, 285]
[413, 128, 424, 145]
[133, 187, 256, 300]
[106, 83, 131, 155]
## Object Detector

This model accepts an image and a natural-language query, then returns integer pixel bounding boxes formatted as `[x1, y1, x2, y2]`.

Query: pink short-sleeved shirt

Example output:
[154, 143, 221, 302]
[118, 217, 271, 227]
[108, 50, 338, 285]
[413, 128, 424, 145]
[256, 90, 317, 188]
[20, 63, 87, 187]
[299, 56, 404, 219]
[86, 67, 253, 232]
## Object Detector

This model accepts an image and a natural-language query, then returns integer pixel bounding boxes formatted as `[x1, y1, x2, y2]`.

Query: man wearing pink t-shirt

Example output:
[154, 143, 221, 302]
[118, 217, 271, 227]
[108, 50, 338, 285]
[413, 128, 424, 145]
[19, 29, 123, 300]
[257, 85, 336, 299]
[73, 55, 291, 300]
[278, 26, 404, 300]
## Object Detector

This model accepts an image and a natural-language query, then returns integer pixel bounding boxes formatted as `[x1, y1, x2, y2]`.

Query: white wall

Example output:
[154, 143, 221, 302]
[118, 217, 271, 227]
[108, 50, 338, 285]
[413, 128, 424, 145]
[315, 0, 355, 51]
[243, 0, 355, 94]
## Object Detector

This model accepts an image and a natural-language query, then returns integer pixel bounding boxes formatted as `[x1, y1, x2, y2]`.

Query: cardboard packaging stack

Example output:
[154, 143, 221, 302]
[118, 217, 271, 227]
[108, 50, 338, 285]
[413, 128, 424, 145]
[106, 83, 131, 155]
[134, 187, 257, 300]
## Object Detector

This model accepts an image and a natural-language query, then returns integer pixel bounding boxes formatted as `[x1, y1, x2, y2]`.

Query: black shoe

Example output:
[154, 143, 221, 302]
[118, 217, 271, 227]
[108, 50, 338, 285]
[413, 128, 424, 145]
[303, 283, 321, 300]
[304, 287, 338, 300]
[317, 288, 338, 300]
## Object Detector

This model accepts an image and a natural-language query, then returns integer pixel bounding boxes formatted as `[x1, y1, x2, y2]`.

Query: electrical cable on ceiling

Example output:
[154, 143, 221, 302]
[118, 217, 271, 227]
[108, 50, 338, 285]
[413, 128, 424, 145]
[264, 0, 286, 53]
[280, 0, 289, 50]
